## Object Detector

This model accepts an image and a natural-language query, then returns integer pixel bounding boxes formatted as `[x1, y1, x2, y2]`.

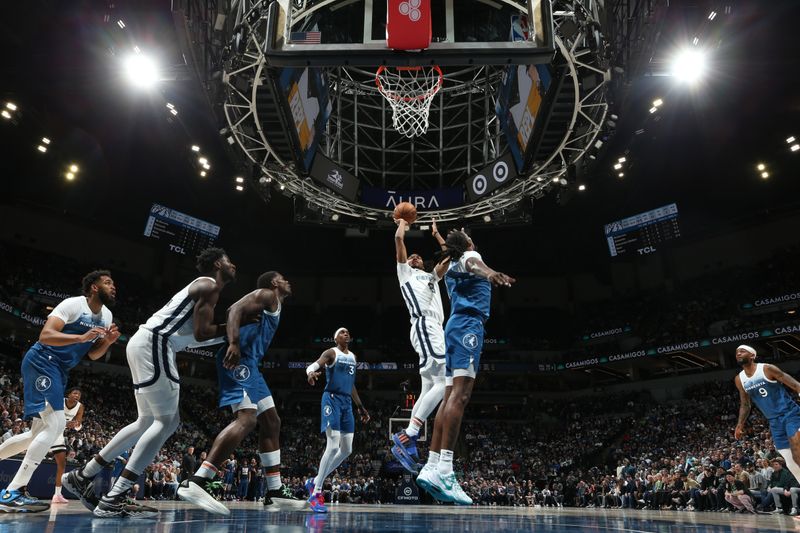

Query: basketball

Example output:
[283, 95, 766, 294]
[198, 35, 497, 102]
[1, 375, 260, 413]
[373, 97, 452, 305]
[393, 202, 417, 224]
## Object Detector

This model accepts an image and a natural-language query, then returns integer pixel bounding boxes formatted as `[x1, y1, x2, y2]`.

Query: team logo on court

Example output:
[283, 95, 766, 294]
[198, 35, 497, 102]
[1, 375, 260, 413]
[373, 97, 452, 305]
[462, 334, 478, 349]
[233, 365, 251, 381]
[35, 375, 51, 392]
[399, 0, 422, 22]
[324, 405, 333, 416]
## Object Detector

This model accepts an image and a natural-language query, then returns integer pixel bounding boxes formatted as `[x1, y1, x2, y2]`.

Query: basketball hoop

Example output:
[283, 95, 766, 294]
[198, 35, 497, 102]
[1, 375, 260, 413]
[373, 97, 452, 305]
[376, 65, 443, 138]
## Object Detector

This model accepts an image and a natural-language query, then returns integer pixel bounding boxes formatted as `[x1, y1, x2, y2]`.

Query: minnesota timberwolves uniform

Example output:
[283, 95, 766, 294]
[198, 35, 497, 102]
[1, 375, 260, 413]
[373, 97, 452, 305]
[22, 297, 111, 419]
[49, 398, 82, 454]
[320, 348, 357, 434]
[444, 251, 492, 380]
[127, 277, 218, 415]
[397, 262, 446, 373]
[217, 303, 281, 414]
[740, 363, 800, 449]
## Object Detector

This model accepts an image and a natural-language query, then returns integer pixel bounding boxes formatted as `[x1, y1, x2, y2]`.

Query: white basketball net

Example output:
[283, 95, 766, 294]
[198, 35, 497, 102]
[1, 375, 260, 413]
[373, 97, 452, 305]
[376, 66, 443, 138]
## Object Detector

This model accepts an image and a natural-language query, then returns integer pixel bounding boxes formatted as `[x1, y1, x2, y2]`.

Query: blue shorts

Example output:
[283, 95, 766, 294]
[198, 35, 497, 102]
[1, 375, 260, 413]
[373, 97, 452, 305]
[444, 313, 485, 374]
[769, 410, 800, 450]
[320, 392, 354, 434]
[22, 348, 66, 420]
[217, 357, 272, 409]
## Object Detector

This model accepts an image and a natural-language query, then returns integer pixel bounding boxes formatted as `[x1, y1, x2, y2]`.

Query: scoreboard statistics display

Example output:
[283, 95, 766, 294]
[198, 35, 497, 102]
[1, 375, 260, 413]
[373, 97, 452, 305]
[143, 204, 220, 256]
[604, 203, 680, 257]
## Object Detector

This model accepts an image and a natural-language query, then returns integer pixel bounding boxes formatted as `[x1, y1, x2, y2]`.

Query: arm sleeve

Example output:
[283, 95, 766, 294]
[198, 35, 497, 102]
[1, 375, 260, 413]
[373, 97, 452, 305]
[49, 297, 85, 324]
[458, 251, 482, 271]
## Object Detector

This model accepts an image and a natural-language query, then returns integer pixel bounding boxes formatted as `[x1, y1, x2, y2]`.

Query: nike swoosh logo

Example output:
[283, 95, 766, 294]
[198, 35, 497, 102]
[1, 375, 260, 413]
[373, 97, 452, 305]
[442, 476, 454, 490]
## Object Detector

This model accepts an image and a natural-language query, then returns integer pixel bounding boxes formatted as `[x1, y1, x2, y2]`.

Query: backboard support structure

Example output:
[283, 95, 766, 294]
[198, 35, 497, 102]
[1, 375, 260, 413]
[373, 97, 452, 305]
[264, 0, 555, 67]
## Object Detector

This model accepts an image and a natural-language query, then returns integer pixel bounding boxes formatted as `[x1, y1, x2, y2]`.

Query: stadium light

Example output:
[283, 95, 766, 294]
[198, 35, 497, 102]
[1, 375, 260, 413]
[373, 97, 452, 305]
[670, 48, 708, 85]
[791, 144, 800, 152]
[331, 213, 340, 222]
[756, 163, 766, 171]
[5, 102, 17, 111]
[235, 185, 244, 191]
[708, 11, 717, 20]
[1, 110, 11, 120]
[652, 98, 663, 108]
[235, 176, 244, 183]
[69, 164, 79, 173]
[613, 163, 623, 170]
[191, 145, 200, 152]
[618, 172, 624, 178]
[649, 106, 658, 113]
[279, 184, 286, 190]
[42, 137, 51, 145]
[200, 171, 207, 177]
[578, 184, 586, 191]
[618, 156, 627, 163]
[198, 157, 208, 165]
[786, 136, 796, 144]
[552, 176, 560, 183]
[37, 145, 47, 153]
[760, 171, 769, 179]
[170, 108, 178, 116]
[117, 20, 126, 28]
[202, 163, 210, 170]
[65, 172, 75, 180]
[482, 215, 492, 223]
[692, 36, 699, 46]
[123, 53, 159, 89]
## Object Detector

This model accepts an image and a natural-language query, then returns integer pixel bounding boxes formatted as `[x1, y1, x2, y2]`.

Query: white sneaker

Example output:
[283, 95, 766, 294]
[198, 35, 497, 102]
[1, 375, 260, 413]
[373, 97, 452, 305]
[792, 507, 798, 516]
[177, 478, 230, 516]
[437, 472, 472, 505]
[416, 464, 451, 502]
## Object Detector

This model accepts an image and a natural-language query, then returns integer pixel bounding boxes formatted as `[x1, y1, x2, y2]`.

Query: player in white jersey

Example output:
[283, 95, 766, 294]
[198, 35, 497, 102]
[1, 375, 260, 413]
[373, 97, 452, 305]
[50, 387, 85, 504]
[390, 218, 449, 474]
[63, 248, 236, 518]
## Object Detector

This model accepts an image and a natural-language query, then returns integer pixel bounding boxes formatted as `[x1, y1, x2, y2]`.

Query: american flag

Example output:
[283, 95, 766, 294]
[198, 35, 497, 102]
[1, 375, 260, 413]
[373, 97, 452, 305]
[290, 31, 321, 44]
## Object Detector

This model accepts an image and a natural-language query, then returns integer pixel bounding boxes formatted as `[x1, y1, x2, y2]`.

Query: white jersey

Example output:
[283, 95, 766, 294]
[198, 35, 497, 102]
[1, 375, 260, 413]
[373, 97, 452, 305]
[64, 400, 82, 424]
[50, 399, 82, 451]
[397, 263, 444, 325]
[141, 277, 216, 352]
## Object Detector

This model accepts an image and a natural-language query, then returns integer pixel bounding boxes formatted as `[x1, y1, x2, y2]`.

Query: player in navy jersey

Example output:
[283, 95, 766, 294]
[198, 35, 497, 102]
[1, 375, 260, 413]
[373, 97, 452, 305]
[64, 248, 235, 519]
[0, 270, 119, 513]
[734, 344, 800, 483]
[305, 328, 370, 513]
[416, 229, 514, 505]
[178, 271, 305, 515]
[391, 218, 449, 474]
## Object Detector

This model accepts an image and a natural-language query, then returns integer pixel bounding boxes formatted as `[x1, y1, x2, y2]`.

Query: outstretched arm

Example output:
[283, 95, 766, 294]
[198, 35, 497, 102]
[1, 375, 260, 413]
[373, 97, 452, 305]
[464, 256, 516, 287]
[394, 218, 409, 263]
[431, 219, 446, 250]
[352, 385, 370, 423]
[765, 364, 800, 394]
[306, 348, 336, 385]
[734, 375, 751, 439]
[222, 289, 277, 369]
[189, 278, 224, 341]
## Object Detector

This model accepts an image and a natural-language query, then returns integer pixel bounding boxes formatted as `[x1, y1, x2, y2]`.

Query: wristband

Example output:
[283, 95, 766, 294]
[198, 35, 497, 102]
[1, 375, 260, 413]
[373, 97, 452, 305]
[306, 362, 320, 376]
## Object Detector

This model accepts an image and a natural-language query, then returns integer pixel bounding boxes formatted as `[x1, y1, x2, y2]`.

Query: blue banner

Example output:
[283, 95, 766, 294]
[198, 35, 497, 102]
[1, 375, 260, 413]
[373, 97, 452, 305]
[361, 186, 463, 210]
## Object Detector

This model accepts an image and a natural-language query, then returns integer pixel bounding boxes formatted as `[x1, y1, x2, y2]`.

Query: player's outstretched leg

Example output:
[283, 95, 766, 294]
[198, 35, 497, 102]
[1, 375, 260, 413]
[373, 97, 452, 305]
[430, 376, 474, 505]
[257, 406, 305, 511]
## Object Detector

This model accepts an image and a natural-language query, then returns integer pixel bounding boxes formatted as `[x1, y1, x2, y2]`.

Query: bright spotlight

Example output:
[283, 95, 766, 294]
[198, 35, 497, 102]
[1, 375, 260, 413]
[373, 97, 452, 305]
[670, 48, 708, 84]
[1, 110, 11, 120]
[708, 10, 717, 20]
[618, 156, 627, 163]
[198, 157, 208, 165]
[617, 172, 624, 178]
[191, 145, 200, 152]
[65, 172, 75, 180]
[200, 171, 207, 177]
[331, 213, 340, 221]
[649, 106, 658, 114]
[760, 171, 769, 179]
[42, 137, 51, 145]
[123, 54, 159, 89]
[652, 98, 663, 107]
[791, 144, 800, 152]
[5, 102, 17, 111]
[787, 136, 796, 144]
[279, 184, 286, 190]
[235, 185, 244, 191]
[756, 163, 766, 171]
[37, 145, 47, 153]
[202, 163, 210, 170]
[235, 176, 244, 183]
[613, 163, 622, 170]
[482, 215, 492, 223]
[69, 164, 79, 172]
[552, 176, 560, 183]
[578, 184, 586, 191]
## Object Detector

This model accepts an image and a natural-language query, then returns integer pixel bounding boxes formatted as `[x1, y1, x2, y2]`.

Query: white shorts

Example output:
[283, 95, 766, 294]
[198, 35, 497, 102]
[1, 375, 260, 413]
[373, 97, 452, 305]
[420, 356, 446, 382]
[410, 317, 445, 368]
[127, 327, 181, 396]
[49, 434, 67, 454]
[231, 391, 275, 416]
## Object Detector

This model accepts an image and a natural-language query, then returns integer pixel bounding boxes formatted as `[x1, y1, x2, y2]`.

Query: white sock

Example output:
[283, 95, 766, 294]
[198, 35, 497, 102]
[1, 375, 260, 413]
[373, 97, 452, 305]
[405, 417, 423, 438]
[107, 476, 135, 497]
[260, 450, 281, 491]
[81, 458, 104, 479]
[54, 485, 62, 496]
[438, 449, 454, 475]
[427, 451, 440, 466]
[195, 461, 218, 480]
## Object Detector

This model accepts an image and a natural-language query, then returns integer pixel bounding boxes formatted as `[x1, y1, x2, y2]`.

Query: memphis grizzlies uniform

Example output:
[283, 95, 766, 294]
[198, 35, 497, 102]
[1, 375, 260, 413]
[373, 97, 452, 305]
[22, 297, 111, 419]
[397, 263, 446, 370]
[49, 399, 82, 454]
[217, 304, 281, 414]
[444, 251, 492, 380]
[320, 348, 357, 434]
[740, 363, 800, 449]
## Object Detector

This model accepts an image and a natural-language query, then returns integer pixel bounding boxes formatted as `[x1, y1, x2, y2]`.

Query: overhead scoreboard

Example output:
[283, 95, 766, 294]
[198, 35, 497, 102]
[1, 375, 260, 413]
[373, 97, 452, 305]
[604, 203, 680, 257]
[143, 203, 220, 256]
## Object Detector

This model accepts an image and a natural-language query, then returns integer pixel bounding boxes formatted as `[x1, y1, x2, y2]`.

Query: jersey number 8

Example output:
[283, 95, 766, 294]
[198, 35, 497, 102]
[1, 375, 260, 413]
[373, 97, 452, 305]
[758, 387, 768, 397]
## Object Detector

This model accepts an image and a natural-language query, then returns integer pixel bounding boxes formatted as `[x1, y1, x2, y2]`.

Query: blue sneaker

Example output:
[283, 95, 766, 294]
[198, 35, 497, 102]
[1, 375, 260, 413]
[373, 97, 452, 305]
[0, 489, 50, 513]
[307, 492, 327, 513]
[391, 430, 419, 473]
[304, 478, 315, 497]
[391, 445, 421, 475]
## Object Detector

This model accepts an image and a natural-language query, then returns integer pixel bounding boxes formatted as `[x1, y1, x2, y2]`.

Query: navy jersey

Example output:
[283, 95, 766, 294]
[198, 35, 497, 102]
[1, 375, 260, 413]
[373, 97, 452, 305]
[29, 296, 112, 370]
[740, 363, 800, 420]
[324, 347, 357, 396]
[445, 251, 492, 321]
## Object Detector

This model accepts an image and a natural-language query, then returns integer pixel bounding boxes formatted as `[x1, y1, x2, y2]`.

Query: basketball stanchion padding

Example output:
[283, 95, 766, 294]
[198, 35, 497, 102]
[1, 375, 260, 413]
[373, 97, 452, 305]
[387, 0, 432, 50]
[376, 65, 443, 137]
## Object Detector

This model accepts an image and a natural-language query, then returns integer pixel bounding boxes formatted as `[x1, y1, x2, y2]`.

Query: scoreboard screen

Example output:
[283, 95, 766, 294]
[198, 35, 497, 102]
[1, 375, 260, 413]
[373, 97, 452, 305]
[604, 203, 680, 257]
[143, 204, 220, 256]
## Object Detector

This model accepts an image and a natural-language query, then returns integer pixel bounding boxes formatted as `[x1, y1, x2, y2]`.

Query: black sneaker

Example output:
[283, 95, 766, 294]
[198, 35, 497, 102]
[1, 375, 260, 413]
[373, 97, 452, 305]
[93, 490, 159, 519]
[177, 476, 230, 516]
[267, 485, 308, 511]
[62, 470, 99, 512]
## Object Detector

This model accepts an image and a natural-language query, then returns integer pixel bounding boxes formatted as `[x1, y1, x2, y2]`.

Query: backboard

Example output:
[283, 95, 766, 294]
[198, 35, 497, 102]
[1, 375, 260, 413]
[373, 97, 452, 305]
[265, 0, 555, 66]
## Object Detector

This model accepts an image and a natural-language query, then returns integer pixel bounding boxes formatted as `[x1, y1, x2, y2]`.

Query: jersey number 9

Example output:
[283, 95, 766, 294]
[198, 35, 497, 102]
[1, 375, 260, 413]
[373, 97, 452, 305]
[758, 387, 768, 397]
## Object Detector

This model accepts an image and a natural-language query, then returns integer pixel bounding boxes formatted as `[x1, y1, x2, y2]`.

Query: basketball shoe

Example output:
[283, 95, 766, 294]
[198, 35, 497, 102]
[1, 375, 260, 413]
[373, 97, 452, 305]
[93, 489, 159, 518]
[415, 463, 450, 502]
[266, 485, 306, 510]
[0, 489, 49, 513]
[177, 476, 230, 516]
[62, 470, 99, 511]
